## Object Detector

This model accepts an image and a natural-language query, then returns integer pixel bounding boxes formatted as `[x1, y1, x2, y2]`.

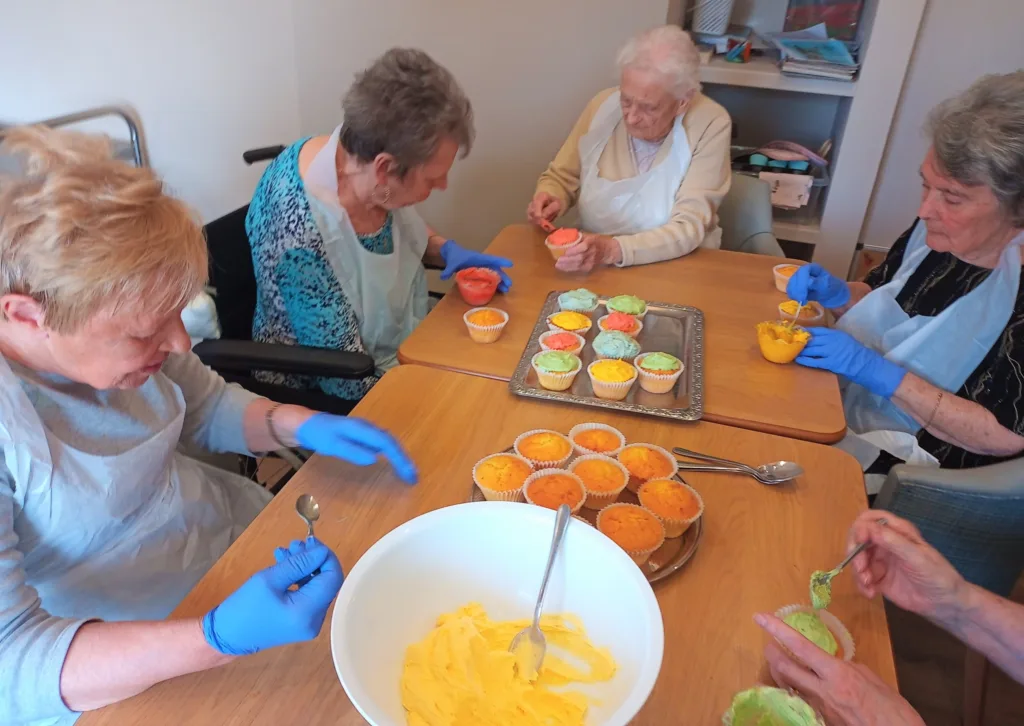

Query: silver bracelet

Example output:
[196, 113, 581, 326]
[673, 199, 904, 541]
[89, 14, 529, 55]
[265, 403, 288, 450]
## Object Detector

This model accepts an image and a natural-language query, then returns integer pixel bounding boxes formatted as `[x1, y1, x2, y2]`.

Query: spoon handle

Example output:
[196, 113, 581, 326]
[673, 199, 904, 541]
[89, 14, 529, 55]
[673, 447, 758, 475]
[533, 504, 571, 628]
[833, 518, 888, 574]
[675, 463, 755, 476]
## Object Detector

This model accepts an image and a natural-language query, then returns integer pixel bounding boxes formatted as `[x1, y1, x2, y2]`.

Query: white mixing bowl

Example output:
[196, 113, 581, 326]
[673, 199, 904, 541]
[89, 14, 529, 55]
[331, 501, 664, 726]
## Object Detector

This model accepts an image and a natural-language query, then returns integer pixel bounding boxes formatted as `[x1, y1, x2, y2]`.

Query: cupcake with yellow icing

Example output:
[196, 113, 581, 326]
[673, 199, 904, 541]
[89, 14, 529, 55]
[638, 478, 703, 537]
[568, 422, 626, 457]
[547, 310, 593, 335]
[472, 452, 533, 502]
[635, 352, 684, 394]
[596, 502, 665, 565]
[617, 443, 678, 493]
[524, 469, 586, 514]
[514, 429, 573, 468]
[586, 359, 637, 401]
[530, 351, 582, 391]
[570, 454, 629, 510]
[463, 307, 509, 343]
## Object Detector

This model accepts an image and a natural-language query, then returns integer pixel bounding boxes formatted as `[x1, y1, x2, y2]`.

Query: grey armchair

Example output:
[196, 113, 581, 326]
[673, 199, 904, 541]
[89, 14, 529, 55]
[875, 459, 1024, 726]
[717, 173, 785, 257]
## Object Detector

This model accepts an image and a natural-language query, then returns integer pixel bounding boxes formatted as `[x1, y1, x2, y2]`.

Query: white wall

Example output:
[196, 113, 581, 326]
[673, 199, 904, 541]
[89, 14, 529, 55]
[859, 0, 1024, 250]
[0, 0, 302, 222]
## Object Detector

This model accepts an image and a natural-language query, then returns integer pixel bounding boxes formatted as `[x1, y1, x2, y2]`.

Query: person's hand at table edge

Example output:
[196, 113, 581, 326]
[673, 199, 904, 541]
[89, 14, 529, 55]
[296, 413, 418, 483]
[795, 327, 906, 399]
[787, 263, 852, 309]
[202, 538, 344, 656]
[438, 239, 514, 292]
[554, 233, 623, 273]
[756, 613, 926, 726]
[526, 191, 564, 232]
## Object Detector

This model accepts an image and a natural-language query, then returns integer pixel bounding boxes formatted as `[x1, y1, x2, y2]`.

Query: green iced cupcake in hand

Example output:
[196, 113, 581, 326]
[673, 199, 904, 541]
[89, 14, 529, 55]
[782, 611, 838, 656]
[724, 687, 822, 726]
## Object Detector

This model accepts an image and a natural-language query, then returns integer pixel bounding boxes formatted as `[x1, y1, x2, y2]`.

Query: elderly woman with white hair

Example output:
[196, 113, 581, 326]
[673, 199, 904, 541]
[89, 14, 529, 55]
[527, 25, 731, 272]
[0, 127, 415, 724]
[787, 71, 1024, 493]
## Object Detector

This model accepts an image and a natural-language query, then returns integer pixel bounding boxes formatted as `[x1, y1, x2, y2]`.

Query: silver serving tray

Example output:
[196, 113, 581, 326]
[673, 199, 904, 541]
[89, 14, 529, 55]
[508, 292, 704, 421]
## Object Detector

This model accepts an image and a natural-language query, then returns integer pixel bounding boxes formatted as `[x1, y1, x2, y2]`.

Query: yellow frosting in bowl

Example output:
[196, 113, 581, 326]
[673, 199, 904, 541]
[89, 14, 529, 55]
[401, 603, 616, 726]
[756, 321, 811, 364]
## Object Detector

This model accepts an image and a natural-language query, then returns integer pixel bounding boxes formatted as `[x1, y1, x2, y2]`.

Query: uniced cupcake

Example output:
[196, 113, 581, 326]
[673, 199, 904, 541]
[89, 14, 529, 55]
[592, 331, 641, 361]
[596, 503, 665, 565]
[635, 352, 684, 394]
[557, 288, 599, 314]
[606, 294, 647, 320]
[472, 453, 533, 502]
[587, 359, 637, 401]
[531, 351, 582, 391]
[618, 443, 678, 493]
[638, 478, 703, 537]
[514, 429, 573, 468]
[524, 469, 586, 514]
[570, 455, 629, 510]
[597, 312, 643, 338]
[463, 307, 509, 343]
[547, 310, 593, 335]
[568, 422, 626, 457]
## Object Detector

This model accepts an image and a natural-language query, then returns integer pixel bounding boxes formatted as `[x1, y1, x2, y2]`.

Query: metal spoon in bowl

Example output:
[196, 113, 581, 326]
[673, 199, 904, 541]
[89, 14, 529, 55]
[510, 503, 572, 680]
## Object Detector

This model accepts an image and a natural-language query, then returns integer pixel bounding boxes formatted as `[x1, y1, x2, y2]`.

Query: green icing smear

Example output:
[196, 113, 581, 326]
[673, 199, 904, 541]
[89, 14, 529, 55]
[592, 331, 641, 359]
[533, 351, 579, 373]
[606, 294, 646, 315]
[726, 687, 820, 726]
[783, 611, 838, 656]
[810, 571, 832, 610]
[640, 352, 681, 372]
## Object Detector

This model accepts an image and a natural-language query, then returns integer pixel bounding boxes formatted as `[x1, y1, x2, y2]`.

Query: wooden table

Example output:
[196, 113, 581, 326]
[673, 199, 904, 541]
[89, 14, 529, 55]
[400, 224, 846, 444]
[81, 366, 893, 726]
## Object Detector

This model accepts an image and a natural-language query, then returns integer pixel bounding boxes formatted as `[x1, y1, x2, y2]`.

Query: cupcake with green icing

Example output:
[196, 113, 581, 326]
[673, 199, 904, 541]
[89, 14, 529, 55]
[723, 687, 823, 726]
[592, 331, 641, 361]
[530, 350, 582, 392]
[606, 294, 648, 319]
[557, 288, 599, 314]
[635, 352, 684, 394]
[774, 605, 855, 663]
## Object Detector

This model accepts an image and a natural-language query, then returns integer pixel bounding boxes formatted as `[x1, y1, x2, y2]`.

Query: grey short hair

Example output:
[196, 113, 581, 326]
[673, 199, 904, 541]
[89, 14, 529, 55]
[927, 71, 1024, 226]
[616, 25, 702, 100]
[340, 48, 474, 176]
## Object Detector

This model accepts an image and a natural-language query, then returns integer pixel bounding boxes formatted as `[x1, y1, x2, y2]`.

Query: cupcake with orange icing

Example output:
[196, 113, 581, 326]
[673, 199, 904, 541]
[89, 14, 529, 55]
[570, 454, 629, 510]
[618, 443, 678, 493]
[547, 311, 593, 335]
[597, 312, 643, 338]
[568, 422, 626, 457]
[538, 331, 585, 354]
[472, 452, 533, 502]
[524, 469, 586, 514]
[544, 228, 583, 260]
[513, 429, 573, 468]
[635, 352, 684, 394]
[586, 359, 638, 401]
[463, 307, 509, 343]
[596, 503, 666, 565]
[638, 478, 704, 537]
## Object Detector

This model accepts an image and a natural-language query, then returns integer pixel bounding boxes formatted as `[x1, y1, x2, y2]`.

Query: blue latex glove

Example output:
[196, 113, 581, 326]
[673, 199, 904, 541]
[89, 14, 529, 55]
[786, 263, 851, 308]
[439, 239, 514, 292]
[796, 327, 907, 399]
[297, 414, 418, 483]
[202, 538, 344, 656]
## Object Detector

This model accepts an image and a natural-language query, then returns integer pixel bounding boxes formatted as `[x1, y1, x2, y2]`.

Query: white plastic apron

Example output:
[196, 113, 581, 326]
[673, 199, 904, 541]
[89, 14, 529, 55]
[577, 91, 692, 236]
[303, 125, 429, 374]
[835, 220, 1023, 482]
[0, 355, 270, 626]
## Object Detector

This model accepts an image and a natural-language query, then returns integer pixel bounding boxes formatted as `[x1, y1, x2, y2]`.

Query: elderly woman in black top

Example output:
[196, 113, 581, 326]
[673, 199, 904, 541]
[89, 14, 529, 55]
[787, 71, 1024, 492]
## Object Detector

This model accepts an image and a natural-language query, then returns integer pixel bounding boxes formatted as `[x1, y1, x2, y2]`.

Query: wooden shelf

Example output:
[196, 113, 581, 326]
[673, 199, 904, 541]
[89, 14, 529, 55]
[773, 218, 822, 245]
[699, 55, 857, 98]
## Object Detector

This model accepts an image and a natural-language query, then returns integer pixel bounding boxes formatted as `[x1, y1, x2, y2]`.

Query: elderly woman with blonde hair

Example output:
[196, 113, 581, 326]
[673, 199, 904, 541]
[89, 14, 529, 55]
[0, 127, 414, 724]
[527, 25, 732, 272]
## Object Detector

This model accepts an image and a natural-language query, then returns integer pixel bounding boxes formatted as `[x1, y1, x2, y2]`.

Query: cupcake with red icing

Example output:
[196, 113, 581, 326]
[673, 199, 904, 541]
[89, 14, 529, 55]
[544, 228, 583, 260]
[598, 312, 643, 338]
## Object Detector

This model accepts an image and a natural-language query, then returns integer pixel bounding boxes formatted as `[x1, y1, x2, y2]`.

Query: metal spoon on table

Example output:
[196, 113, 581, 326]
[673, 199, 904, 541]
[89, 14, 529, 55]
[673, 447, 804, 485]
[295, 494, 322, 584]
[510, 503, 572, 680]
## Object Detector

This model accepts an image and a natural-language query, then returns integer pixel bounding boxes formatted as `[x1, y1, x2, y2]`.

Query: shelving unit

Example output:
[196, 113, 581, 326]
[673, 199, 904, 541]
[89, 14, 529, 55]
[675, 0, 928, 276]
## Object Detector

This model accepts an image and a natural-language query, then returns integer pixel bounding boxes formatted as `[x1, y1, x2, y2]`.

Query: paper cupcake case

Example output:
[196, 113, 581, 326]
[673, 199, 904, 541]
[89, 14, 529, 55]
[523, 468, 587, 515]
[538, 331, 586, 353]
[569, 454, 630, 510]
[463, 307, 509, 343]
[586, 361, 638, 401]
[637, 479, 703, 538]
[530, 352, 582, 392]
[596, 502, 666, 565]
[597, 315, 644, 339]
[618, 443, 680, 493]
[634, 353, 685, 394]
[471, 452, 532, 503]
[568, 422, 627, 457]
[513, 429, 574, 469]
[774, 604, 856, 663]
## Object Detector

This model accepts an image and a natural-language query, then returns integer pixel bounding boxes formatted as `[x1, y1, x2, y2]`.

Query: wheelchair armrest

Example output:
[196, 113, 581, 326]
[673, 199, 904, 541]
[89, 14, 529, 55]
[193, 340, 374, 379]
[876, 458, 1024, 509]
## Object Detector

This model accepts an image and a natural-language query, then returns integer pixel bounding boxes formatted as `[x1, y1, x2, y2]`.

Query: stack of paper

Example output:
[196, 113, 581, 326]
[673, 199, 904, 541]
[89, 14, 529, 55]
[768, 23, 859, 83]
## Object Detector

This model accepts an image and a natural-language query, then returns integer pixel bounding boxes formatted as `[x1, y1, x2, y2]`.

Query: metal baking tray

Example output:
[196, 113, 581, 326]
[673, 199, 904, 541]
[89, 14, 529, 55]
[508, 291, 704, 421]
